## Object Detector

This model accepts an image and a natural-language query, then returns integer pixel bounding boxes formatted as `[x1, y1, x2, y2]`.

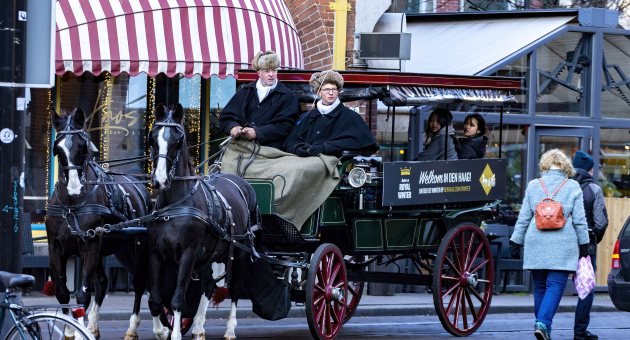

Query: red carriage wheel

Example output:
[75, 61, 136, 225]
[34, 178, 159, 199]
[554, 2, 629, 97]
[306, 243, 348, 340]
[159, 307, 193, 336]
[432, 222, 494, 336]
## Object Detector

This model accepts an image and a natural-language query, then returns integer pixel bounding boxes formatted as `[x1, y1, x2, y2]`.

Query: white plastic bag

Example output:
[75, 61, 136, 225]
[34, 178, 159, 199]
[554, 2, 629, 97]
[574, 255, 596, 300]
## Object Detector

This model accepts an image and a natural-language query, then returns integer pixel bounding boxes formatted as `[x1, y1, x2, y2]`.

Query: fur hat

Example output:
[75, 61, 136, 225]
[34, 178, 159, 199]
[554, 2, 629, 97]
[252, 51, 279, 71]
[572, 150, 594, 171]
[309, 70, 344, 92]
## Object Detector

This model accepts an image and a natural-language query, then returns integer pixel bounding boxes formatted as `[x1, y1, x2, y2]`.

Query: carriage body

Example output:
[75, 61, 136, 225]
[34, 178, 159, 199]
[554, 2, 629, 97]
[233, 69, 522, 339]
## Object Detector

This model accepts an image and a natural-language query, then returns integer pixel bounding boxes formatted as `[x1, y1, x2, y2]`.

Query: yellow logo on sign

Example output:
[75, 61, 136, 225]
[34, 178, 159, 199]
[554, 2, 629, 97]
[400, 167, 411, 176]
[479, 164, 496, 195]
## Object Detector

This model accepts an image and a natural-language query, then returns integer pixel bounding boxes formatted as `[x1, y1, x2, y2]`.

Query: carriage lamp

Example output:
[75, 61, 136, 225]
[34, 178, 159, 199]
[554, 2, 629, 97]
[348, 167, 371, 188]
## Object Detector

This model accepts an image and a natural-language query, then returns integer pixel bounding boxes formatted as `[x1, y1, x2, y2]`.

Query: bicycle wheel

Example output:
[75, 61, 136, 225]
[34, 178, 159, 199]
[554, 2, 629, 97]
[5, 311, 96, 340]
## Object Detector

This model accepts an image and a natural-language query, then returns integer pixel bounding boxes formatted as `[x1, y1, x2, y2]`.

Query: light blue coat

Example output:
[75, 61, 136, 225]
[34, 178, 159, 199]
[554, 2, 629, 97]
[510, 169, 590, 272]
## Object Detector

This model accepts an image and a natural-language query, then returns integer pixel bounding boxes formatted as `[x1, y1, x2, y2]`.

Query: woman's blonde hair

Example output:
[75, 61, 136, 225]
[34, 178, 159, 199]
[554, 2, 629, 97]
[539, 149, 575, 177]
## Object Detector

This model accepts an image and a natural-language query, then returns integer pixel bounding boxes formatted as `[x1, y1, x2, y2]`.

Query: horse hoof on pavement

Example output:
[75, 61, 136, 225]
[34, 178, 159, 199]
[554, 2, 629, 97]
[90, 329, 100, 339]
[123, 332, 138, 340]
[155, 329, 170, 340]
[224, 337, 236, 340]
[192, 332, 206, 340]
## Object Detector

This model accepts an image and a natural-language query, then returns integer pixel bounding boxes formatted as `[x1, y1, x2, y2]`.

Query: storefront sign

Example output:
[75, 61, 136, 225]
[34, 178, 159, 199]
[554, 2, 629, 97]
[382, 159, 507, 206]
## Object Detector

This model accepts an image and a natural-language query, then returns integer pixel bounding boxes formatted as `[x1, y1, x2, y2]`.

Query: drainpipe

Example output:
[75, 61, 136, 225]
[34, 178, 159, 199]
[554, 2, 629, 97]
[330, 0, 351, 70]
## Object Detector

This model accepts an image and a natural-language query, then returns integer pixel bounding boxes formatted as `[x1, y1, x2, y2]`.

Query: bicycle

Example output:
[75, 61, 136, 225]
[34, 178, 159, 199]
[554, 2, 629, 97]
[0, 271, 95, 340]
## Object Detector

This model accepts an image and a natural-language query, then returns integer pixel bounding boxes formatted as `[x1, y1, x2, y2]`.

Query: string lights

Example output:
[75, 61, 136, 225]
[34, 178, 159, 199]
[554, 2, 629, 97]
[101, 72, 113, 161]
[146, 77, 156, 193]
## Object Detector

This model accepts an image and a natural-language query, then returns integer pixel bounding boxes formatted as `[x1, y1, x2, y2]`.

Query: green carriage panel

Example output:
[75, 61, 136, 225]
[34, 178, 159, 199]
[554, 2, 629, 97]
[353, 219, 384, 250]
[247, 180, 274, 215]
[319, 196, 345, 226]
[384, 219, 417, 250]
[300, 213, 316, 237]
[416, 219, 446, 248]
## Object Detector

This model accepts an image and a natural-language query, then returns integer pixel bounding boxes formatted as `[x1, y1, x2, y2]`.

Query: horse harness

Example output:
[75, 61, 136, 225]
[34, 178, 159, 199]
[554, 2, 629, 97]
[47, 161, 146, 241]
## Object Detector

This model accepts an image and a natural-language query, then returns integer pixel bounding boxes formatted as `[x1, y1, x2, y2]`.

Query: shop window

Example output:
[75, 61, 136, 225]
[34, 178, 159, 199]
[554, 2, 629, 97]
[600, 128, 630, 198]
[178, 75, 202, 165]
[487, 54, 529, 115]
[388, 0, 435, 13]
[536, 31, 585, 117]
[601, 34, 630, 119]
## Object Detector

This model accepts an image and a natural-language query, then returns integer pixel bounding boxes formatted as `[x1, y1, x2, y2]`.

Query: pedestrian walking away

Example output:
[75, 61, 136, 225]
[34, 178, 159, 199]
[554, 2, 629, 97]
[572, 150, 608, 340]
[509, 148, 590, 340]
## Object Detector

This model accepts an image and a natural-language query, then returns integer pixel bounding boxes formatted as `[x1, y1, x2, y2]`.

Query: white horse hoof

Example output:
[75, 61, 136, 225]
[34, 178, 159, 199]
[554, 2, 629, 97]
[155, 329, 170, 340]
[192, 332, 206, 340]
[224, 337, 236, 340]
[123, 332, 138, 340]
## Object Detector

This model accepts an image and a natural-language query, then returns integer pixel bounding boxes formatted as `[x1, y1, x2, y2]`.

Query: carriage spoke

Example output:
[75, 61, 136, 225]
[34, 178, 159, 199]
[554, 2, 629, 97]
[442, 280, 461, 297]
[444, 255, 462, 277]
[464, 232, 477, 271]
[468, 284, 487, 304]
[464, 287, 479, 322]
[466, 242, 483, 272]
[469, 258, 489, 274]
[449, 240, 463, 273]
[460, 287, 468, 330]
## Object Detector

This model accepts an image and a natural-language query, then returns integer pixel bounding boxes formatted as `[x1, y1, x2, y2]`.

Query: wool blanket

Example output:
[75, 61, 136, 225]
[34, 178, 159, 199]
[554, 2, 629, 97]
[220, 140, 340, 230]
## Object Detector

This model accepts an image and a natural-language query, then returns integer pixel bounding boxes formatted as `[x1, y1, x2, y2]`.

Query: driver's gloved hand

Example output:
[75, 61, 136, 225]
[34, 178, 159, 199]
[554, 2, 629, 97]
[294, 143, 311, 157]
[308, 145, 323, 156]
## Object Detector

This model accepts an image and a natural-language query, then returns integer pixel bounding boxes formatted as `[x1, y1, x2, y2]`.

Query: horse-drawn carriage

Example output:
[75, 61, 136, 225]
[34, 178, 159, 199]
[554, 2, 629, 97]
[215, 70, 521, 339]
[45, 69, 521, 340]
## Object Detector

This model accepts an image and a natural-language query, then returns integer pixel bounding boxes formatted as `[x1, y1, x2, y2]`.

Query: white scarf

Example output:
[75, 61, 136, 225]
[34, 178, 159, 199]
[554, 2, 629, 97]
[256, 79, 277, 102]
[316, 98, 340, 115]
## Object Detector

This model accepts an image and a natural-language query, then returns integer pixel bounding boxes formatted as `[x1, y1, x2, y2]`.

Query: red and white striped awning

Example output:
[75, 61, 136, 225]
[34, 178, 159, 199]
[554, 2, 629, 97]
[55, 0, 303, 79]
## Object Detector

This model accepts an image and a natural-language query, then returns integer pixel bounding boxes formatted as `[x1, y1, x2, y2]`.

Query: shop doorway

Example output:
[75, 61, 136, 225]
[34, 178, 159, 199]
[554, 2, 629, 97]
[534, 127, 593, 174]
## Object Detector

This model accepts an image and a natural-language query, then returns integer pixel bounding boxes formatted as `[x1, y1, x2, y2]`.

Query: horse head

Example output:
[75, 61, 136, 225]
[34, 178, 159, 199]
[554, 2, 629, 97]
[149, 103, 189, 190]
[52, 108, 98, 196]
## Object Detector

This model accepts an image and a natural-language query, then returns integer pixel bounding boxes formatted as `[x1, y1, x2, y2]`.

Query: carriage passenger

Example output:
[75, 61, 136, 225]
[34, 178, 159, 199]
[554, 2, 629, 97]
[456, 113, 488, 159]
[284, 70, 379, 157]
[416, 108, 458, 161]
[219, 50, 300, 149]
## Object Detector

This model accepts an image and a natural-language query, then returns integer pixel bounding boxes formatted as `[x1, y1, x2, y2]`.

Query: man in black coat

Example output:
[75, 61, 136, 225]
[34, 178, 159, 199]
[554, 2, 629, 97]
[572, 150, 608, 340]
[284, 70, 378, 157]
[219, 51, 300, 149]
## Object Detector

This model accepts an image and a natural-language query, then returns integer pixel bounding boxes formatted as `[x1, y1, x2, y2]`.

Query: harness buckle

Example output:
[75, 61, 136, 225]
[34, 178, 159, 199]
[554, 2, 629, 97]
[163, 216, 170, 221]
[86, 229, 96, 238]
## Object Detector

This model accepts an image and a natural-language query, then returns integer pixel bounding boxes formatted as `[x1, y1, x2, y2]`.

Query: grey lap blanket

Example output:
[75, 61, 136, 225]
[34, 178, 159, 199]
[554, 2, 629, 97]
[220, 140, 340, 230]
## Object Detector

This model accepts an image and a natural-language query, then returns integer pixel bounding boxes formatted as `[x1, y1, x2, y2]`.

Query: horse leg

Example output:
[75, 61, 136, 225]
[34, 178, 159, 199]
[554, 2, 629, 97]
[223, 300, 238, 340]
[148, 253, 169, 340]
[86, 260, 107, 339]
[124, 268, 147, 340]
[190, 293, 210, 339]
[170, 247, 198, 340]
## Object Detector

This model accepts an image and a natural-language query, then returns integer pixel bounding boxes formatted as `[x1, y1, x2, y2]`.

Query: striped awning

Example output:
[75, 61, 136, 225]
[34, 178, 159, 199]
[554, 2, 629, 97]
[55, 0, 303, 79]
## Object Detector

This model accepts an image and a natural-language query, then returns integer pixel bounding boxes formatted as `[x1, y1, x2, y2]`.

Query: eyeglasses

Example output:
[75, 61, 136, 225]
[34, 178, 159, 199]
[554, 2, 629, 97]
[320, 88, 338, 94]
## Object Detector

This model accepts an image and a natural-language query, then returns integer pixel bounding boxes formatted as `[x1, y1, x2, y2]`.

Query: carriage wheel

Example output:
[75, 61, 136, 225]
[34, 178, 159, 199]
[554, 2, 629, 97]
[306, 243, 347, 340]
[343, 257, 365, 324]
[432, 222, 494, 337]
[159, 307, 193, 336]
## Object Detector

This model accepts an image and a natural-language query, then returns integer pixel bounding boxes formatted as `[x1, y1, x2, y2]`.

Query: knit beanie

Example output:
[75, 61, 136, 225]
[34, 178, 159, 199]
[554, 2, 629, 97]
[572, 150, 594, 171]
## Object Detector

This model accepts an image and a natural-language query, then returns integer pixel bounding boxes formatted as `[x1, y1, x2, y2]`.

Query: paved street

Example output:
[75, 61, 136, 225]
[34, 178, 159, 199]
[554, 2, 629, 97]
[96, 311, 630, 339]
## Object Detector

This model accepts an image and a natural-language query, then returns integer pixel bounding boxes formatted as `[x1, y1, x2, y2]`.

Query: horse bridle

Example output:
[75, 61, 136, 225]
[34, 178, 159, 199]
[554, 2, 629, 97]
[150, 120, 185, 181]
[54, 126, 92, 183]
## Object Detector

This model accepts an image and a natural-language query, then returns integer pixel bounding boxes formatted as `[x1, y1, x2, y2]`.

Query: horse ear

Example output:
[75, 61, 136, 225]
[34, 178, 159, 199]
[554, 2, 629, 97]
[173, 103, 184, 124]
[51, 109, 64, 132]
[73, 107, 86, 128]
[88, 141, 99, 153]
[155, 104, 166, 122]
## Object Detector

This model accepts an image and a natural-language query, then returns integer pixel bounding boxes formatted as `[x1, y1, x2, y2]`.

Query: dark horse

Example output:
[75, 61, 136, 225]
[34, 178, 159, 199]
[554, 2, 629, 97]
[46, 108, 151, 339]
[146, 104, 259, 340]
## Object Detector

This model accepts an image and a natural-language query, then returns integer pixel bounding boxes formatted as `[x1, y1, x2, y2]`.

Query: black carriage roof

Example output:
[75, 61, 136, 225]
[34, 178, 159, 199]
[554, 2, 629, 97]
[236, 69, 522, 106]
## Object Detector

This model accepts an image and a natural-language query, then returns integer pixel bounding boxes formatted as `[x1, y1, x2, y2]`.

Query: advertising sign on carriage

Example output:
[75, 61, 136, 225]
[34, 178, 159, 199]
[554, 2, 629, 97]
[382, 159, 507, 206]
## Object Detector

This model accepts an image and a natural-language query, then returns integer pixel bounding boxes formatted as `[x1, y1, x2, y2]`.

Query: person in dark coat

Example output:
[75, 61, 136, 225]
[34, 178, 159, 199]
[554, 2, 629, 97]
[456, 113, 488, 159]
[416, 108, 458, 161]
[284, 70, 378, 157]
[219, 50, 300, 149]
[572, 150, 608, 340]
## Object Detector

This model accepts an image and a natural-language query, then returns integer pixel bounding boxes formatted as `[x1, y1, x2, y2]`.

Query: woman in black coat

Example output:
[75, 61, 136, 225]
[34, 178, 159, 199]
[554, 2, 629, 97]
[456, 113, 488, 159]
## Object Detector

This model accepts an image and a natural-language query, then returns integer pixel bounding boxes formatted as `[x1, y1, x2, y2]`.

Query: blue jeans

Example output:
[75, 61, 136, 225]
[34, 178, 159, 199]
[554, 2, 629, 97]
[532, 270, 571, 332]
[575, 253, 597, 334]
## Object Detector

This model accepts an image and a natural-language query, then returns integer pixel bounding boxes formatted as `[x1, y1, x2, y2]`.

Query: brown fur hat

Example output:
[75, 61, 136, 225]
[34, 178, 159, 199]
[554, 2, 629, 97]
[309, 70, 344, 92]
[252, 50, 280, 71]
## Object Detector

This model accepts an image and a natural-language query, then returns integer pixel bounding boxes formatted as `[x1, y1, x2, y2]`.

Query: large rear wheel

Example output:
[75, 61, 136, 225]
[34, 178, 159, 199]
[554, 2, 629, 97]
[306, 243, 347, 340]
[432, 222, 494, 336]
